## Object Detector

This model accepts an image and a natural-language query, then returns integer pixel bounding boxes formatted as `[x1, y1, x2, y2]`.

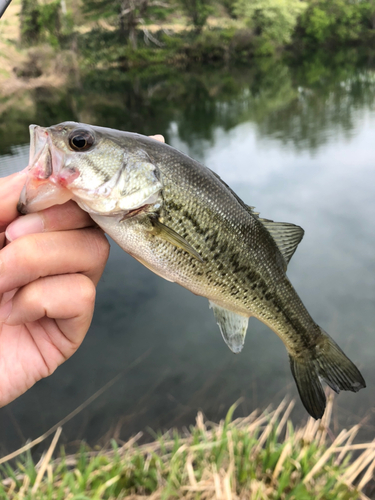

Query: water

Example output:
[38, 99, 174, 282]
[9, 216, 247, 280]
[0, 55, 374, 453]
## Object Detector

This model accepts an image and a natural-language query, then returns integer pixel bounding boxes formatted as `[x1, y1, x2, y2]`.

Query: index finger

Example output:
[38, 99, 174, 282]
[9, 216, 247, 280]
[6, 201, 94, 242]
[0, 172, 28, 232]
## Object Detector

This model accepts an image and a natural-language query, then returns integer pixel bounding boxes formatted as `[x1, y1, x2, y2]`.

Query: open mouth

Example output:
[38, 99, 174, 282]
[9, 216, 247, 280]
[28, 125, 50, 173]
[17, 125, 74, 215]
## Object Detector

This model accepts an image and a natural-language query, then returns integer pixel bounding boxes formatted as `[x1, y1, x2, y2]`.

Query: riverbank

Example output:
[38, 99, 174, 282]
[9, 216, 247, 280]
[0, 0, 78, 101]
[1, 398, 374, 499]
[2, 0, 375, 102]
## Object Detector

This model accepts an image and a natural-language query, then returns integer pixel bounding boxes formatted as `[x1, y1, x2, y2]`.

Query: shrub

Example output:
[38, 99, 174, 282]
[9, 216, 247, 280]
[234, 0, 307, 52]
[298, 0, 365, 45]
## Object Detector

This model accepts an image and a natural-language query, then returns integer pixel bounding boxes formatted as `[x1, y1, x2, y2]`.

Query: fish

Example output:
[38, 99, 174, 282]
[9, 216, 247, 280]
[18, 121, 366, 419]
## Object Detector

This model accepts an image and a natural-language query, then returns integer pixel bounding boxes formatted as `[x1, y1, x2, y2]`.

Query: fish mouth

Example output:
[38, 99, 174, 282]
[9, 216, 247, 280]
[17, 185, 30, 215]
[29, 124, 51, 172]
[18, 125, 74, 214]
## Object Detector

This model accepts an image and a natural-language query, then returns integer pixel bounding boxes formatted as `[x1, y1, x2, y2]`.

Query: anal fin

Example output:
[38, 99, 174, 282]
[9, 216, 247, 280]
[209, 301, 249, 354]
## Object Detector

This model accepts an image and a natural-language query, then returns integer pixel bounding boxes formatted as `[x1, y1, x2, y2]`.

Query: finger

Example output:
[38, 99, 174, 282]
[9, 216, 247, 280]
[149, 134, 165, 143]
[4, 274, 96, 364]
[0, 171, 28, 231]
[5, 200, 94, 242]
[0, 227, 110, 292]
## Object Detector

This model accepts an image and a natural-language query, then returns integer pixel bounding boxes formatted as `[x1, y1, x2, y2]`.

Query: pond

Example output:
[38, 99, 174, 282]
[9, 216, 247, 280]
[0, 53, 374, 453]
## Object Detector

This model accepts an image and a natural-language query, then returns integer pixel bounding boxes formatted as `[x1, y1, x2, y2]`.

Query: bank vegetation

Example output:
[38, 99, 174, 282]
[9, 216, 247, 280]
[0, 398, 374, 499]
[2, 0, 375, 78]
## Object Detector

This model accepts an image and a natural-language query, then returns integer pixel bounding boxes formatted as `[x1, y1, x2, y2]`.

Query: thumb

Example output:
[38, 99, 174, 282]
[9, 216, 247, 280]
[0, 171, 28, 231]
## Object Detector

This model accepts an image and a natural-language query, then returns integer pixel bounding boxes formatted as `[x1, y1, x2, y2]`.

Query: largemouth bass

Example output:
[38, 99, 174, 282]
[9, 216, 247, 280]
[18, 122, 366, 419]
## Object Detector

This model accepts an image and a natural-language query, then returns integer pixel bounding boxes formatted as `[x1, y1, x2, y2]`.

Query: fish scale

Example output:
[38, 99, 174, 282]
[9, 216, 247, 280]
[18, 121, 366, 419]
[158, 173, 307, 337]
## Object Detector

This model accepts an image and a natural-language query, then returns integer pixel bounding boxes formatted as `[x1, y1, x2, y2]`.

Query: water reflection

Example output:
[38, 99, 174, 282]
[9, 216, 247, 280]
[1, 52, 375, 155]
[0, 54, 374, 453]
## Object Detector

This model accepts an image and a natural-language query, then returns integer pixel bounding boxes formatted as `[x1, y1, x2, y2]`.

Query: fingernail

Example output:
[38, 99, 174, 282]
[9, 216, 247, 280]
[152, 134, 165, 143]
[5, 214, 44, 242]
[0, 299, 12, 322]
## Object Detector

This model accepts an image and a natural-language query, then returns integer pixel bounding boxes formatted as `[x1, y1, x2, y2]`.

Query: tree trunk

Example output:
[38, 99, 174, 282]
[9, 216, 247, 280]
[20, 0, 40, 45]
[119, 0, 149, 49]
[129, 23, 137, 49]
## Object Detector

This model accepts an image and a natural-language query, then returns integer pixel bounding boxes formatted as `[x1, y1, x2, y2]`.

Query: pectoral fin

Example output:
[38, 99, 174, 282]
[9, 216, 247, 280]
[209, 301, 249, 354]
[151, 219, 203, 262]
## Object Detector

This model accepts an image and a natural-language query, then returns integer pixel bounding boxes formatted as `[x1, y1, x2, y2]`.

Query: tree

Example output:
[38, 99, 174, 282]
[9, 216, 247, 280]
[20, 0, 63, 46]
[83, 0, 171, 48]
[298, 0, 369, 45]
[119, 0, 159, 49]
[20, 0, 41, 45]
[177, 0, 213, 33]
[234, 0, 307, 50]
[221, 0, 237, 18]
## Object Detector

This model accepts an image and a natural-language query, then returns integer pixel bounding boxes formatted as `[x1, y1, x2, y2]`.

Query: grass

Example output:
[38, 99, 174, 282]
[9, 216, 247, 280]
[0, 396, 374, 499]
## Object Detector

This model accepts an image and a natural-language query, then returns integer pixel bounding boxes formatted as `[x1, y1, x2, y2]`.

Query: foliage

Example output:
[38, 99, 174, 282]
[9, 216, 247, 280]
[2, 48, 375, 154]
[178, 28, 236, 63]
[18, 0, 375, 58]
[38, 0, 62, 47]
[20, 0, 41, 45]
[20, 0, 74, 47]
[298, 0, 368, 45]
[176, 0, 214, 33]
[234, 0, 307, 53]
[0, 399, 373, 499]
[361, 0, 375, 29]
[221, 0, 238, 18]
[83, 0, 173, 48]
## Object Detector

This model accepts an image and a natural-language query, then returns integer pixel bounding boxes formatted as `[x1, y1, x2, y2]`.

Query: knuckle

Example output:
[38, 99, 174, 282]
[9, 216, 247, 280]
[25, 283, 41, 306]
[13, 281, 42, 321]
[76, 274, 96, 307]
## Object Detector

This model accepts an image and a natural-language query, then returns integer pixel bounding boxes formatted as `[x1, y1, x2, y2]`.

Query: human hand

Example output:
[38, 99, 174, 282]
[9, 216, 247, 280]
[0, 172, 110, 407]
[0, 134, 165, 407]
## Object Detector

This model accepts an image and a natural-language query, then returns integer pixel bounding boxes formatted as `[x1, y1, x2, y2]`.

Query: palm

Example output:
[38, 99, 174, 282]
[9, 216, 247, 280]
[0, 280, 89, 406]
[0, 321, 57, 404]
[0, 200, 108, 408]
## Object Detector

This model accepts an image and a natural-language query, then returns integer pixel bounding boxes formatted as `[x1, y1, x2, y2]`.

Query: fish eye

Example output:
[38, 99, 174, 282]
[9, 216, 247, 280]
[68, 129, 95, 152]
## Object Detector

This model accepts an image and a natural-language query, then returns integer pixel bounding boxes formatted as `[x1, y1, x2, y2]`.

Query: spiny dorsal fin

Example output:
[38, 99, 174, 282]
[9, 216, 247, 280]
[209, 301, 249, 354]
[259, 219, 304, 266]
[246, 205, 260, 216]
[209, 170, 304, 267]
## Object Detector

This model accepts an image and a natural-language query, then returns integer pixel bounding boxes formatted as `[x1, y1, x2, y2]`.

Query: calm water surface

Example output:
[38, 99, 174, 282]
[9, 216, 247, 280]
[0, 58, 374, 452]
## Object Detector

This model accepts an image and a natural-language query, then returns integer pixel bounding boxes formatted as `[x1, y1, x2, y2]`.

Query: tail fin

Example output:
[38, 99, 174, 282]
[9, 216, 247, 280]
[289, 329, 366, 419]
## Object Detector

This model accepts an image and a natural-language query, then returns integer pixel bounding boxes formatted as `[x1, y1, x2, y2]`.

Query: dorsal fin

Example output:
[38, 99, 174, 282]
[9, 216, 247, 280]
[209, 170, 304, 267]
[259, 219, 304, 266]
[244, 204, 304, 267]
